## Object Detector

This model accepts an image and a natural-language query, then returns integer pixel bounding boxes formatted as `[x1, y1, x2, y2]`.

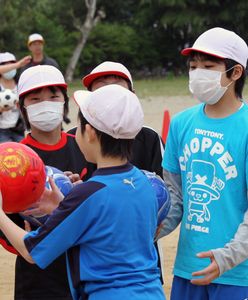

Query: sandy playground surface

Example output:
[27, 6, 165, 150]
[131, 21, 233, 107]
[0, 94, 198, 300]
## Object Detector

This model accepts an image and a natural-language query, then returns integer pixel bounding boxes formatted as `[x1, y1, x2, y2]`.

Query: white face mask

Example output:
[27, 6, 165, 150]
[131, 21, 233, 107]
[26, 101, 64, 132]
[2, 69, 17, 80]
[189, 68, 233, 105]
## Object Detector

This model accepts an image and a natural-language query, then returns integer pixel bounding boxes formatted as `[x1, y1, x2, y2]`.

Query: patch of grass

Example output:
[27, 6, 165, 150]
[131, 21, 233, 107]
[68, 75, 248, 99]
[68, 75, 190, 97]
[67, 81, 84, 96]
[134, 76, 248, 99]
[134, 75, 190, 98]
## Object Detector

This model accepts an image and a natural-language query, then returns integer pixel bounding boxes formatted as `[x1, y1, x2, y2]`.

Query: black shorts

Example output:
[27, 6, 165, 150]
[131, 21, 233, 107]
[14, 254, 72, 300]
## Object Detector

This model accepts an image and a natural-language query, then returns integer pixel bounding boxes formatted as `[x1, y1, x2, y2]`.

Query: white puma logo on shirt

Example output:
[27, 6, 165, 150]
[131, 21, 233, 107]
[123, 178, 135, 189]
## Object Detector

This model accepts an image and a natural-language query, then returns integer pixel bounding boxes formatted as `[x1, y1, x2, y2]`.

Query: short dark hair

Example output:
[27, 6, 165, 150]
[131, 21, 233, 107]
[88, 75, 132, 91]
[19, 86, 69, 130]
[78, 111, 133, 160]
[188, 51, 246, 98]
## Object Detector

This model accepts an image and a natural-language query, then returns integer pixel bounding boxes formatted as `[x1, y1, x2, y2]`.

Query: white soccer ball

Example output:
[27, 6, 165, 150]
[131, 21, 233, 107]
[0, 89, 18, 109]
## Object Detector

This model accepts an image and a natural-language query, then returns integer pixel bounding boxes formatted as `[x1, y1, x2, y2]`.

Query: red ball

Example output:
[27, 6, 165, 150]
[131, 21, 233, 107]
[0, 142, 46, 213]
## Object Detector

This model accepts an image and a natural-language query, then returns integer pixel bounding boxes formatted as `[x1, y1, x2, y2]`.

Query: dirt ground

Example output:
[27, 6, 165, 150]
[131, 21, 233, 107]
[0, 94, 198, 300]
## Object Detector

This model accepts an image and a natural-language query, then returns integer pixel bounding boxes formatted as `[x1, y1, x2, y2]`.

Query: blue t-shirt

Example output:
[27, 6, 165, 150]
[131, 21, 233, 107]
[162, 103, 248, 286]
[24, 163, 165, 300]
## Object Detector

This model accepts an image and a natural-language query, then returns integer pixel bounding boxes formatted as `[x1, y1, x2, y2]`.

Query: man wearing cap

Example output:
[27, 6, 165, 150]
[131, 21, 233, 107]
[157, 27, 248, 300]
[18, 33, 60, 76]
[0, 84, 166, 300]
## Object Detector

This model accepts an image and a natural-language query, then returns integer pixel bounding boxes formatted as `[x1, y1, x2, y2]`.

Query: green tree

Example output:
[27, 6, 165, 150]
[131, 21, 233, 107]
[1, 0, 248, 77]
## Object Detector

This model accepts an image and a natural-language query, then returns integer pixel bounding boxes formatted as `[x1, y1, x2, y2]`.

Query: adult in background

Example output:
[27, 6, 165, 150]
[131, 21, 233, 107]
[18, 33, 59, 75]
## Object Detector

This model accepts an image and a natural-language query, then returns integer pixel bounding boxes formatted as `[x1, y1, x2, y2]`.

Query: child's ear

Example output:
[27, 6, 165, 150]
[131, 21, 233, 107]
[231, 64, 243, 81]
[85, 124, 97, 143]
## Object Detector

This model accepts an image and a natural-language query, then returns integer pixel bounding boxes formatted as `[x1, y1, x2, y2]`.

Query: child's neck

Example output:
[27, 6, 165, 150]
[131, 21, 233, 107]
[0, 77, 16, 89]
[30, 126, 62, 145]
[204, 92, 242, 118]
[32, 53, 44, 63]
[97, 157, 128, 169]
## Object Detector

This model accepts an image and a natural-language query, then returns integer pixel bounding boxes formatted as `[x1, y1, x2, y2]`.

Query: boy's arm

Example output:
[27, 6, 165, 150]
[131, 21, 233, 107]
[191, 208, 248, 285]
[0, 213, 25, 255]
[0, 208, 33, 263]
[0, 56, 31, 73]
[211, 208, 248, 273]
[156, 169, 183, 240]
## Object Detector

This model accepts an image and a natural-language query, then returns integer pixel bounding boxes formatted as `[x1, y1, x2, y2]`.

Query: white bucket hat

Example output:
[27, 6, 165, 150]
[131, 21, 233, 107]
[18, 65, 67, 97]
[82, 61, 133, 89]
[0, 52, 16, 64]
[73, 84, 143, 139]
[182, 27, 248, 68]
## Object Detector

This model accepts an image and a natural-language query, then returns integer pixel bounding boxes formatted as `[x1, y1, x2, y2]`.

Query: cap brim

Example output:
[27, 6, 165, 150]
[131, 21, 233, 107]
[82, 71, 130, 89]
[19, 83, 67, 97]
[73, 90, 91, 112]
[181, 47, 225, 59]
[27, 39, 44, 46]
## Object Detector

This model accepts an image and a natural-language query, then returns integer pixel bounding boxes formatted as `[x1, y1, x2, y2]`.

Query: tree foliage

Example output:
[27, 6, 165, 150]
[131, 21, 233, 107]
[1, 0, 248, 77]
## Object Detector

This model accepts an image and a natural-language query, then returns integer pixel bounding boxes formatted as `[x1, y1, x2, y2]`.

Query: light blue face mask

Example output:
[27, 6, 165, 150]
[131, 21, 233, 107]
[2, 69, 17, 80]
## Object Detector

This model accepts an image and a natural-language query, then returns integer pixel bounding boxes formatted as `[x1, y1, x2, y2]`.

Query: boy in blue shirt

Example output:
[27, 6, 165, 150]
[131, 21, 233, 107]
[0, 84, 166, 300]
[157, 27, 248, 299]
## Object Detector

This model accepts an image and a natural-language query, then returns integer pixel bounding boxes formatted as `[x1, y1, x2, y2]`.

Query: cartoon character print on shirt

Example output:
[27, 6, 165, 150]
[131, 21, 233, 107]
[179, 129, 238, 233]
[186, 160, 225, 223]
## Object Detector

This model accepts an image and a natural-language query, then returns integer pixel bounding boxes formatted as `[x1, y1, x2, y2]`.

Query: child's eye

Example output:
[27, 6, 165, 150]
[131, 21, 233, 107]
[51, 95, 60, 99]
[204, 65, 215, 69]
[189, 65, 196, 70]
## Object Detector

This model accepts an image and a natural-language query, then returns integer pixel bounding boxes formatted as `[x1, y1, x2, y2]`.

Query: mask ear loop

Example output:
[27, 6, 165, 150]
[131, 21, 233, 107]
[221, 65, 237, 89]
[223, 65, 236, 74]
[224, 80, 233, 89]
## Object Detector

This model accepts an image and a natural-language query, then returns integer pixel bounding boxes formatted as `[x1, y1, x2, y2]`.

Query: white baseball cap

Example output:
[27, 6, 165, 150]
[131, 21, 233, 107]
[82, 61, 133, 89]
[0, 52, 16, 64]
[73, 84, 144, 139]
[182, 27, 248, 68]
[18, 65, 67, 97]
[28, 33, 44, 46]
